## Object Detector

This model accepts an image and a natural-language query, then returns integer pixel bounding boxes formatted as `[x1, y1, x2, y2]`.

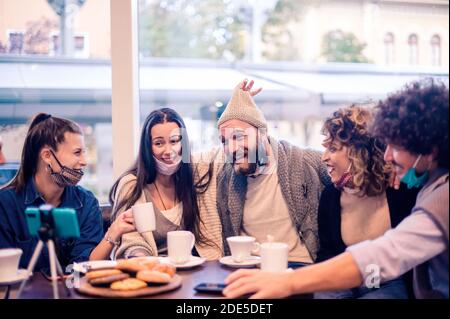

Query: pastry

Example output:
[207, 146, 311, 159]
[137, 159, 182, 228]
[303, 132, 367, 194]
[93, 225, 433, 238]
[89, 273, 130, 287]
[115, 259, 148, 273]
[141, 259, 160, 270]
[85, 269, 123, 280]
[152, 263, 176, 278]
[136, 270, 171, 284]
[110, 278, 148, 291]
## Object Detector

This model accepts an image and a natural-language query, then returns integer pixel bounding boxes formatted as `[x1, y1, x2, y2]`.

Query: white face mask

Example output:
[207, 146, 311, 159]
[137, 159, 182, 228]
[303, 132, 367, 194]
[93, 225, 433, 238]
[153, 156, 182, 175]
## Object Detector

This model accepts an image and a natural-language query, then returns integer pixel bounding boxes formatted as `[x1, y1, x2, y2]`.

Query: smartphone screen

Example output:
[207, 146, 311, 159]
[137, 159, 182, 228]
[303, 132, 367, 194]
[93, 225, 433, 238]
[194, 283, 226, 294]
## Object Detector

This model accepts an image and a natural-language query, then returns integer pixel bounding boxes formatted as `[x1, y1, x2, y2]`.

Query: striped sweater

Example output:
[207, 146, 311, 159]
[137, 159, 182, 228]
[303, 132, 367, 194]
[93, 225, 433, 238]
[113, 147, 225, 260]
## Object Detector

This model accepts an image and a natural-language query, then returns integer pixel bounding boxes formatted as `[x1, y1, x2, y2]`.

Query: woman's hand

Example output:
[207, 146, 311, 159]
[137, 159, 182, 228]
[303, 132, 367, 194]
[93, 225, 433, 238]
[240, 79, 262, 97]
[107, 209, 135, 242]
[223, 269, 294, 299]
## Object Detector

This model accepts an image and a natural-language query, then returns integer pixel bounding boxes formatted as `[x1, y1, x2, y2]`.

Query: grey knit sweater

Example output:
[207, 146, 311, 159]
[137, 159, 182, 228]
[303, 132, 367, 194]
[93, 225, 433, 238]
[216, 137, 331, 261]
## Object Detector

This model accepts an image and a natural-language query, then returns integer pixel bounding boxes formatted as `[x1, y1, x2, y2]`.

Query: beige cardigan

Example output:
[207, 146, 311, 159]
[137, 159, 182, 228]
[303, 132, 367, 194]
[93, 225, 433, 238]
[113, 148, 224, 260]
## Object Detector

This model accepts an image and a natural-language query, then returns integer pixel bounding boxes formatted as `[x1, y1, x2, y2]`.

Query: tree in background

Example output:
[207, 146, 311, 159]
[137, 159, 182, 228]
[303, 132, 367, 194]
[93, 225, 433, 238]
[139, 0, 245, 60]
[322, 30, 370, 63]
[23, 18, 58, 55]
[262, 0, 305, 61]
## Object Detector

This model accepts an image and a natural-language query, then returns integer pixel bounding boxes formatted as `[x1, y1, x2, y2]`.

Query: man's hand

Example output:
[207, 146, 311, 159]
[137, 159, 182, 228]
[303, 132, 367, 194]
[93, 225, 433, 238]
[223, 269, 294, 299]
[240, 79, 262, 97]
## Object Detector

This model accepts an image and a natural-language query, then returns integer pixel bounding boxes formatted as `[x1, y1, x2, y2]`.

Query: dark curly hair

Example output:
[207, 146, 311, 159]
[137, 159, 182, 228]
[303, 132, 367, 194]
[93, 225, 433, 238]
[322, 105, 390, 197]
[371, 79, 449, 169]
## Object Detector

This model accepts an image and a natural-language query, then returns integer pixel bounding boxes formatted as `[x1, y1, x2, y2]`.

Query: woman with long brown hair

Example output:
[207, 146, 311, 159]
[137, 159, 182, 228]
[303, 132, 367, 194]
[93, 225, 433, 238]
[109, 108, 219, 259]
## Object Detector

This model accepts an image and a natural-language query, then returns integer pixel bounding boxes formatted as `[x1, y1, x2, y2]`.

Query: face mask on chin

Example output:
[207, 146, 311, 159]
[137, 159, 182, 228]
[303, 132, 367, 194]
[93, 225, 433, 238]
[153, 155, 182, 176]
[401, 154, 429, 189]
[335, 163, 355, 190]
[48, 150, 84, 187]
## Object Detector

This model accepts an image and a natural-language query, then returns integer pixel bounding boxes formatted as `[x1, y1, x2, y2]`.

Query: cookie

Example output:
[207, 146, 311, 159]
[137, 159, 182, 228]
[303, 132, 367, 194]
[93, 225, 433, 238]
[136, 270, 172, 284]
[152, 263, 176, 278]
[85, 269, 123, 280]
[110, 278, 148, 291]
[89, 273, 130, 287]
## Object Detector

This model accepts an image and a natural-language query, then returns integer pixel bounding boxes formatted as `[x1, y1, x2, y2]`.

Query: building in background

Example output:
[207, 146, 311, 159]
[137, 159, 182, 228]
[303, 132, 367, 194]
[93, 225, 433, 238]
[0, 0, 448, 202]
[0, 0, 110, 58]
[1, 0, 448, 66]
[291, 0, 449, 67]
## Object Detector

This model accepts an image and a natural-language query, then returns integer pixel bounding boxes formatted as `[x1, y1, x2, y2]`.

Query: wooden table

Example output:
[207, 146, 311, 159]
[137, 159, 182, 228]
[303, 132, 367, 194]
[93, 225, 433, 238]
[1, 261, 236, 299]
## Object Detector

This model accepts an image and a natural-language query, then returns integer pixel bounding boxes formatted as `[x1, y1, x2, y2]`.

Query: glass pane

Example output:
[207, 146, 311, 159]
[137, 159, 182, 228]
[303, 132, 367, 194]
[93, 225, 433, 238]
[137, 0, 449, 154]
[0, 0, 112, 203]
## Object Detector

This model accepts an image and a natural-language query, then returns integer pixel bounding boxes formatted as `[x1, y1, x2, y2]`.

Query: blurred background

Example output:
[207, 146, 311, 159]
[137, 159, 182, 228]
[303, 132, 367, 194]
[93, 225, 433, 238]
[0, 0, 448, 203]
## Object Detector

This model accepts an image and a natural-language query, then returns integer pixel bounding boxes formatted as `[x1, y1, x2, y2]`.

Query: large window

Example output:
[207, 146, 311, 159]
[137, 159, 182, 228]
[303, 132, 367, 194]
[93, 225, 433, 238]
[1, 0, 449, 203]
[431, 34, 442, 66]
[384, 32, 395, 65]
[408, 34, 419, 65]
[0, 0, 112, 202]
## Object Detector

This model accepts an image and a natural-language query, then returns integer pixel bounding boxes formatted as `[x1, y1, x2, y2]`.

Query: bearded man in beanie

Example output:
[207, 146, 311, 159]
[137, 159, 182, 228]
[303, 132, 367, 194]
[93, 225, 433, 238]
[215, 80, 330, 263]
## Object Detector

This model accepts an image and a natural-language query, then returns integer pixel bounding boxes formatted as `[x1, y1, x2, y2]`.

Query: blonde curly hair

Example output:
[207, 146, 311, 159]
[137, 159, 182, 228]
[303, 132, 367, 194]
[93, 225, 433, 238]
[321, 105, 391, 197]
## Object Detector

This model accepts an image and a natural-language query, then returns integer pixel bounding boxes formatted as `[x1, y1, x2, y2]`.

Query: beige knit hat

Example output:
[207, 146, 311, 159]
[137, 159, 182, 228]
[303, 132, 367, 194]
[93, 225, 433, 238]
[217, 85, 267, 129]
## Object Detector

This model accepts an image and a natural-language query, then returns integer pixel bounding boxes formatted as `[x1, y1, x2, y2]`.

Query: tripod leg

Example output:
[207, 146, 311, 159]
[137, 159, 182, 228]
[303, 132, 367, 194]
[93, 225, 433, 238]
[55, 257, 71, 297]
[47, 240, 59, 299]
[16, 240, 44, 299]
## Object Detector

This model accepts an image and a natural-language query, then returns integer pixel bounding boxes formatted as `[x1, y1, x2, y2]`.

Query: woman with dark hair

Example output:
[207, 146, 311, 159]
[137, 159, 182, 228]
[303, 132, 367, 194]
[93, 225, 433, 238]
[109, 108, 216, 259]
[315, 105, 418, 299]
[0, 113, 104, 271]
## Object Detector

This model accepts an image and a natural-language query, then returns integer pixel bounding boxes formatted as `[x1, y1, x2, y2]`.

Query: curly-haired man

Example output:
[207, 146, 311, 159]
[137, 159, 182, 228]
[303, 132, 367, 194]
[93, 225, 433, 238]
[223, 79, 448, 299]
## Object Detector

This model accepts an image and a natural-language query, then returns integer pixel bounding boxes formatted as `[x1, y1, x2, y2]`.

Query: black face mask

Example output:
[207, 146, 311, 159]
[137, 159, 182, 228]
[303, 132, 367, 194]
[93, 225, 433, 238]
[48, 150, 84, 187]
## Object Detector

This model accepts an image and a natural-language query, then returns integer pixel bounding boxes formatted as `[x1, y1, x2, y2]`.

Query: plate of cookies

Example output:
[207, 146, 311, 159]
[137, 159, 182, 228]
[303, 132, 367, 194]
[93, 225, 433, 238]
[75, 257, 182, 298]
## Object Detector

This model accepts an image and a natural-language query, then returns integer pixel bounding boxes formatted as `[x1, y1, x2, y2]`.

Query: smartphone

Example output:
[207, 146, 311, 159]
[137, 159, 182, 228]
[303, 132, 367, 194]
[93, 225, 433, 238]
[52, 208, 80, 238]
[194, 283, 227, 294]
[25, 207, 80, 239]
[288, 261, 311, 269]
[25, 207, 41, 237]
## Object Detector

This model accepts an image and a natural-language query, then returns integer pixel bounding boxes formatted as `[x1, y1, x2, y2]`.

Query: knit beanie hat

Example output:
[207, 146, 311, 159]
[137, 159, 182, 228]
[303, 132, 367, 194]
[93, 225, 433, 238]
[217, 85, 268, 129]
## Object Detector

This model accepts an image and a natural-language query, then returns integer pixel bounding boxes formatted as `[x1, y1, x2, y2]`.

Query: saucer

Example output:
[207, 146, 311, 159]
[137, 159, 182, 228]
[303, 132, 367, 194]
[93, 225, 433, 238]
[219, 256, 261, 268]
[72, 260, 118, 273]
[159, 256, 206, 269]
[0, 269, 29, 286]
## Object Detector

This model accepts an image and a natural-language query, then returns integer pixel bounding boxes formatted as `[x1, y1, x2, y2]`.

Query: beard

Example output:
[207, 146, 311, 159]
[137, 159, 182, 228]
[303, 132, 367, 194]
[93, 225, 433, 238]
[234, 161, 258, 175]
[231, 147, 259, 176]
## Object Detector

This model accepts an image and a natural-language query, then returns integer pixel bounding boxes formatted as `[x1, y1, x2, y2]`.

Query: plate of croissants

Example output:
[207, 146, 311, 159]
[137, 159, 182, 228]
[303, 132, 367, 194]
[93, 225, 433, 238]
[75, 257, 182, 298]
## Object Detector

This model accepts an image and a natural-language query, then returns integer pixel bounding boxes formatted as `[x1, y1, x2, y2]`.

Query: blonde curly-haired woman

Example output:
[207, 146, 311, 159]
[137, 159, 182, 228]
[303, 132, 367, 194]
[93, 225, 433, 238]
[315, 105, 418, 299]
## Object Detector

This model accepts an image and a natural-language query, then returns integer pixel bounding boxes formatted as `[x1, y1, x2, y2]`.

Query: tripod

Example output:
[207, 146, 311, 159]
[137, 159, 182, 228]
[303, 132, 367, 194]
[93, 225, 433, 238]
[16, 222, 71, 299]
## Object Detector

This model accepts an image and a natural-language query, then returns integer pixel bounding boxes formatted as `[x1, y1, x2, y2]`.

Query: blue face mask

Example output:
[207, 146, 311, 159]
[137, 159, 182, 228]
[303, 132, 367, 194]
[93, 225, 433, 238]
[401, 155, 429, 189]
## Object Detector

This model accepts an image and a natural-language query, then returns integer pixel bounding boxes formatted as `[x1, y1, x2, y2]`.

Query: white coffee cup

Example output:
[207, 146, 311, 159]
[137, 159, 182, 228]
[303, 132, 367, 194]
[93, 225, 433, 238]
[260, 242, 288, 273]
[167, 230, 195, 264]
[132, 202, 156, 234]
[0, 248, 23, 281]
[227, 236, 260, 263]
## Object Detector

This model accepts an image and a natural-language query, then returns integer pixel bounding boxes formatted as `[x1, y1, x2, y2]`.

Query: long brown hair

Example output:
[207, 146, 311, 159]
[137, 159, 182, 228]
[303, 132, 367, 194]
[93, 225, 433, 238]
[3, 113, 82, 192]
[109, 108, 212, 247]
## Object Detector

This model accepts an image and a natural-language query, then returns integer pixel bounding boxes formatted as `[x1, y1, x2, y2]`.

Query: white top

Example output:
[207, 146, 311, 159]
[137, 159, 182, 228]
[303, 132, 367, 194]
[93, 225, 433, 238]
[240, 162, 313, 263]
[161, 202, 183, 226]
